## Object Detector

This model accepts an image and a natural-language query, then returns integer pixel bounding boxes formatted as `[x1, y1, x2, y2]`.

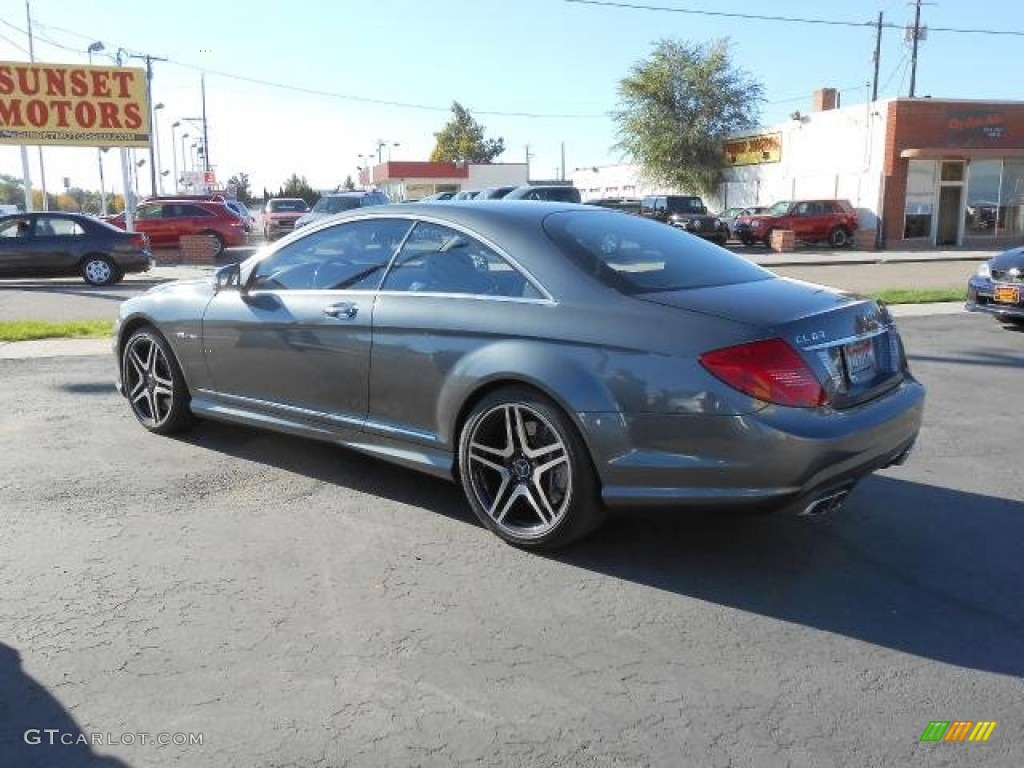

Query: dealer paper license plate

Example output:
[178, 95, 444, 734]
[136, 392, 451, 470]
[844, 338, 876, 385]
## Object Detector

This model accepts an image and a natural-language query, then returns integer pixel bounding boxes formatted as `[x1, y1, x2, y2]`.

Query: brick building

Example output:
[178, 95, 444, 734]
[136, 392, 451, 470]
[720, 91, 1024, 248]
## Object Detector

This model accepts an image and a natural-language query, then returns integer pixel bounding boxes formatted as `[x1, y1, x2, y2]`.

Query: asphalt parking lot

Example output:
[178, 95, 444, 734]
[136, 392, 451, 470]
[1, 313, 1021, 767]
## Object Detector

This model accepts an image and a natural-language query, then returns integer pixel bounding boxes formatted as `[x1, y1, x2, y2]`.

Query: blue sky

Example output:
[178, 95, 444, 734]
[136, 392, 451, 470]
[0, 0, 1020, 197]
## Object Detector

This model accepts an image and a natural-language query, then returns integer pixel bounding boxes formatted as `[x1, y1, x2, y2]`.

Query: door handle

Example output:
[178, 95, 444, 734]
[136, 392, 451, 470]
[322, 302, 358, 319]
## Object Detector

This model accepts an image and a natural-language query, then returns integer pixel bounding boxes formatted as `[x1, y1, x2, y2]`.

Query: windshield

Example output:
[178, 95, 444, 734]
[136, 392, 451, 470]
[765, 201, 792, 216]
[313, 196, 362, 214]
[543, 210, 772, 294]
[268, 199, 309, 212]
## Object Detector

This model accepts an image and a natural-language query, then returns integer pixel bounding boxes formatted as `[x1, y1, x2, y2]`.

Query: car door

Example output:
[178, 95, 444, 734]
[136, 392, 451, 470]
[0, 216, 40, 274]
[132, 203, 169, 246]
[368, 221, 549, 449]
[32, 215, 84, 272]
[199, 217, 412, 430]
[787, 202, 817, 240]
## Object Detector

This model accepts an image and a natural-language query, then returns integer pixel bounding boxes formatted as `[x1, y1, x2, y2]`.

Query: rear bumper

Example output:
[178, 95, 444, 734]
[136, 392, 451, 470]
[582, 377, 925, 510]
[115, 251, 154, 274]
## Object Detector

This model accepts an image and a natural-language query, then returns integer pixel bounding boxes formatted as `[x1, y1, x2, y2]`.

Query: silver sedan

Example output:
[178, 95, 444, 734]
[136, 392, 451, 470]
[115, 202, 924, 549]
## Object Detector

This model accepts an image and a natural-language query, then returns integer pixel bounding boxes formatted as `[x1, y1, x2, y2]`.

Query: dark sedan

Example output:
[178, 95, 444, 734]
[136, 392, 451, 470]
[966, 245, 1024, 325]
[114, 202, 924, 549]
[0, 212, 152, 285]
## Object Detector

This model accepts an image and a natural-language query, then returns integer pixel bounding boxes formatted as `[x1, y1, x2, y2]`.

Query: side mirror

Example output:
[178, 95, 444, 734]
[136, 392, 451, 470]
[215, 262, 242, 292]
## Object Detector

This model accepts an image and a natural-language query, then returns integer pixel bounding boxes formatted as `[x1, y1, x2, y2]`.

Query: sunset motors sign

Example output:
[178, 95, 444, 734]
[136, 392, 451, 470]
[0, 61, 150, 147]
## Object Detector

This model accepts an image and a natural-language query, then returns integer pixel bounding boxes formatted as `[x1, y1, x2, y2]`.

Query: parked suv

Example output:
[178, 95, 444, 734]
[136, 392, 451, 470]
[262, 198, 310, 240]
[107, 199, 246, 256]
[293, 190, 389, 229]
[639, 195, 727, 245]
[504, 185, 582, 203]
[733, 199, 858, 248]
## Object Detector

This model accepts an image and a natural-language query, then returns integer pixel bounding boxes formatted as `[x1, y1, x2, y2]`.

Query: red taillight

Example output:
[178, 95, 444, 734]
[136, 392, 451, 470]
[700, 338, 826, 408]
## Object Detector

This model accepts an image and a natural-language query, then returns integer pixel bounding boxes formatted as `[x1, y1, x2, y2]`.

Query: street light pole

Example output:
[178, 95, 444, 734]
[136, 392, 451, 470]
[171, 121, 180, 193]
[152, 103, 165, 193]
[88, 41, 107, 214]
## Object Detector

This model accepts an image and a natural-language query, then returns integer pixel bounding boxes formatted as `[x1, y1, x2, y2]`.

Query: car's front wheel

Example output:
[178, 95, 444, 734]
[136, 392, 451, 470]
[828, 226, 852, 248]
[81, 255, 121, 286]
[122, 328, 196, 434]
[458, 387, 605, 549]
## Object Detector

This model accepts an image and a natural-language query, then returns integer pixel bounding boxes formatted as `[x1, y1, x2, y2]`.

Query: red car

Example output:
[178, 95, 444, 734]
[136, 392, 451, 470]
[261, 198, 310, 241]
[107, 199, 247, 256]
[734, 199, 859, 248]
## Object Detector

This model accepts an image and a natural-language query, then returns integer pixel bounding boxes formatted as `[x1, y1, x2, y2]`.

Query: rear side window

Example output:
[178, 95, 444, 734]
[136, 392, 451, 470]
[543, 210, 772, 294]
[45, 218, 86, 236]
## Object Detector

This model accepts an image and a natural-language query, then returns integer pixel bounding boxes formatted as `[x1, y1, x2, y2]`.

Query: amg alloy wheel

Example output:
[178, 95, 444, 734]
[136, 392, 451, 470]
[459, 387, 604, 548]
[122, 328, 195, 434]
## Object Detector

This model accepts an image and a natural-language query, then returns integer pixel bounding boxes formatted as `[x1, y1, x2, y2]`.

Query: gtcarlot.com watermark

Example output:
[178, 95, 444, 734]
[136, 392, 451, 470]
[24, 729, 203, 747]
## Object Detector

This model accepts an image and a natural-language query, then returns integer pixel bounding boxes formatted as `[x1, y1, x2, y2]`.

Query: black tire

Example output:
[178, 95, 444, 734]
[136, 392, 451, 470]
[202, 230, 226, 257]
[828, 226, 852, 248]
[763, 228, 774, 248]
[458, 386, 606, 549]
[81, 255, 120, 286]
[121, 327, 196, 435]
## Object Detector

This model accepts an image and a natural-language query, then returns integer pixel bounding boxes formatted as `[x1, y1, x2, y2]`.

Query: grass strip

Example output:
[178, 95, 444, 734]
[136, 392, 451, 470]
[0, 320, 114, 342]
[868, 287, 967, 305]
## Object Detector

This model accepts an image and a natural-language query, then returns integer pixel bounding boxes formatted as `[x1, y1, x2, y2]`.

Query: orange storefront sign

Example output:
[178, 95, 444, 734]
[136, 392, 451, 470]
[723, 132, 782, 166]
[0, 61, 150, 147]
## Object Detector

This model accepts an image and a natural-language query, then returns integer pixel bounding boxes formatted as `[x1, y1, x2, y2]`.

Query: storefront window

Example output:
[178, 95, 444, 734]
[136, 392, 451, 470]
[965, 159, 1001, 234]
[904, 159, 935, 239]
[999, 159, 1024, 236]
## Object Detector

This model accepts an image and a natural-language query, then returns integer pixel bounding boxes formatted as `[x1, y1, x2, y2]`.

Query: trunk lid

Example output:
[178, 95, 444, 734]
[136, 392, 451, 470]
[638, 276, 910, 408]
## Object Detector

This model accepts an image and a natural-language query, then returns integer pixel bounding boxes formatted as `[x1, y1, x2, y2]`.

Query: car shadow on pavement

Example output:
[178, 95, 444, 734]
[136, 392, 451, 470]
[0, 643, 129, 767]
[175, 420, 475, 527]
[176, 421, 1022, 677]
[555, 474, 1024, 678]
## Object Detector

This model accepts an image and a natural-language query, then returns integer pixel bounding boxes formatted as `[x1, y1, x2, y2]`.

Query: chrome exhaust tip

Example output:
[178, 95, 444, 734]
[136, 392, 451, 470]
[799, 488, 851, 517]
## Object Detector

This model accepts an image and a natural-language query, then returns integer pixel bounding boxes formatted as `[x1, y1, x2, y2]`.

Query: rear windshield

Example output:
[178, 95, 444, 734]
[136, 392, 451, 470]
[268, 199, 308, 212]
[543, 210, 772, 294]
[313, 196, 362, 214]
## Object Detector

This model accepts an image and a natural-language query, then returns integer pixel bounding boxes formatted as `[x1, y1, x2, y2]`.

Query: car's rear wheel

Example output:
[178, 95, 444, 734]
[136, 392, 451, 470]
[828, 226, 852, 248]
[81, 255, 120, 286]
[202, 230, 226, 257]
[458, 387, 605, 549]
[122, 328, 195, 434]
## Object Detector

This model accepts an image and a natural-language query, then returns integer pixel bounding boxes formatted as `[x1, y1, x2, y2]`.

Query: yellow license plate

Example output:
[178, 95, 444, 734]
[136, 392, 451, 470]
[993, 284, 1021, 304]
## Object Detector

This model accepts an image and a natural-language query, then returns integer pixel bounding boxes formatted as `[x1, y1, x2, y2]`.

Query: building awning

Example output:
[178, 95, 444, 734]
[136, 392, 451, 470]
[900, 147, 1024, 160]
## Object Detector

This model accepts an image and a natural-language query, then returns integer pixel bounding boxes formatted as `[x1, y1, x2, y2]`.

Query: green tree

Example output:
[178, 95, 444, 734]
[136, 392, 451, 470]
[227, 172, 253, 204]
[430, 101, 505, 163]
[613, 39, 763, 199]
[277, 173, 319, 207]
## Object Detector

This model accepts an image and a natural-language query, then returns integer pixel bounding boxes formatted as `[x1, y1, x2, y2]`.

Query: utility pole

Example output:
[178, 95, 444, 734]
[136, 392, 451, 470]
[560, 142, 566, 182]
[129, 53, 169, 195]
[25, 0, 47, 210]
[871, 12, 883, 101]
[201, 73, 210, 173]
[908, 0, 923, 97]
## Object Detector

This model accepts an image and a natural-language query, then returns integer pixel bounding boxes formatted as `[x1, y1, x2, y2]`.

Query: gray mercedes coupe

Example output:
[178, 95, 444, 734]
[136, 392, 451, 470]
[115, 202, 924, 549]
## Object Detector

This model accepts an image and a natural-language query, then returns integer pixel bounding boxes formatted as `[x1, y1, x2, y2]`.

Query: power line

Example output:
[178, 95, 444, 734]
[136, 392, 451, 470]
[0, 19, 608, 120]
[562, 0, 1024, 36]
